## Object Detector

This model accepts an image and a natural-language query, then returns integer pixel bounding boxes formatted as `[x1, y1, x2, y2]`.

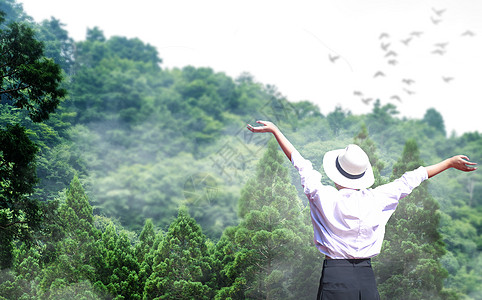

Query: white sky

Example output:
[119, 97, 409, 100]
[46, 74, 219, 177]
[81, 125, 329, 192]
[19, 0, 482, 136]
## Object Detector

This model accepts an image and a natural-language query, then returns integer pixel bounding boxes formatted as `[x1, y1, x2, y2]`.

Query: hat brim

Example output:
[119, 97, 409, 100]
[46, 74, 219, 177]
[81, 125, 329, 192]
[323, 149, 375, 190]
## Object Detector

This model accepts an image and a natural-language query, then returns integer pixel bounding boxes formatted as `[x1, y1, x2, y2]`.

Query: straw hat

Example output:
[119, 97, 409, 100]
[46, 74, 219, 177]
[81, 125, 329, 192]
[323, 144, 374, 189]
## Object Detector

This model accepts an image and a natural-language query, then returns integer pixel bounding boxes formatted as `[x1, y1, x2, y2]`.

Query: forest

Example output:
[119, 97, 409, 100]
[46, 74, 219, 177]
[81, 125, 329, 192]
[0, 0, 481, 299]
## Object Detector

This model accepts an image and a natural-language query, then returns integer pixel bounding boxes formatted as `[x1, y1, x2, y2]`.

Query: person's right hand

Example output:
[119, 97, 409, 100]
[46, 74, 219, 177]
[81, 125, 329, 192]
[246, 120, 278, 133]
[450, 155, 477, 172]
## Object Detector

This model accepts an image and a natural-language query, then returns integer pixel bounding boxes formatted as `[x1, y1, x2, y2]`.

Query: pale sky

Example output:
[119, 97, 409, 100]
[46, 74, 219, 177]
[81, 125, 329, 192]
[19, 0, 482, 135]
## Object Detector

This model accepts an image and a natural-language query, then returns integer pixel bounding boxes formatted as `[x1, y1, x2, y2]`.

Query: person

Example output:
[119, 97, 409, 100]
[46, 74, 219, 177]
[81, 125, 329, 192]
[246, 120, 477, 300]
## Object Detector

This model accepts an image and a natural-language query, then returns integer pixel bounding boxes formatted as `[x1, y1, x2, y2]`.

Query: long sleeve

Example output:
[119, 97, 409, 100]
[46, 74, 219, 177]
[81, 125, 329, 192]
[372, 166, 429, 212]
[291, 150, 325, 200]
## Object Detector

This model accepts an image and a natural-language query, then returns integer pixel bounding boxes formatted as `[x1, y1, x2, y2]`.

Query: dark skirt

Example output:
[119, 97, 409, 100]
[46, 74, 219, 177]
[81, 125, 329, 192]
[317, 258, 380, 300]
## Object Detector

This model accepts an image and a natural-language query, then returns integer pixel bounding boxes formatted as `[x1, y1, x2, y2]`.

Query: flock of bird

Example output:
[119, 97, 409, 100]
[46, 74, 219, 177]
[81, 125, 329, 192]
[327, 7, 477, 106]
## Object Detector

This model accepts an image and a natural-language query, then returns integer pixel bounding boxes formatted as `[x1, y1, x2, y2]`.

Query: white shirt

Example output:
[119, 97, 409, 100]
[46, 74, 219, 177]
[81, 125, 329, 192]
[291, 150, 428, 259]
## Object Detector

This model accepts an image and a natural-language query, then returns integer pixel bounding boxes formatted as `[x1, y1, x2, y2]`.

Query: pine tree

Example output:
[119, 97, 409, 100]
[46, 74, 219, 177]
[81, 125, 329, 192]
[144, 207, 213, 299]
[0, 244, 41, 299]
[354, 123, 386, 188]
[136, 219, 162, 298]
[61, 175, 95, 236]
[93, 222, 143, 299]
[218, 139, 318, 299]
[37, 175, 101, 297]
[135, 219, 156, 265]
[374, 139, 449, 300]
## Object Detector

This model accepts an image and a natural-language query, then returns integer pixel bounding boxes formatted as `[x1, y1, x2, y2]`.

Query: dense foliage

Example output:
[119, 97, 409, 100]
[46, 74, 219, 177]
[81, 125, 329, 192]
[1, 1, 481, 299]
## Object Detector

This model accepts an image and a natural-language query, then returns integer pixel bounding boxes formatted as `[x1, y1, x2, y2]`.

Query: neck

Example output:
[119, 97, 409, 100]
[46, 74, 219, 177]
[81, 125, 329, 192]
[335, 183, 357, 191]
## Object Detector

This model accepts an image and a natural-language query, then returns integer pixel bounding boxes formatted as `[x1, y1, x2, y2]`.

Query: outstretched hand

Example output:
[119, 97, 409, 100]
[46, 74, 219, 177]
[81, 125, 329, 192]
[450, 155, 477, 172]
[246, 120, 278, 134]
[246, 120, 295, 160]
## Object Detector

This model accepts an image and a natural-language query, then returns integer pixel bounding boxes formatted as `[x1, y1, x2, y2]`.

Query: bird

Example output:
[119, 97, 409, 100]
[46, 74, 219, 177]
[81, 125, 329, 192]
[388, 59, 398, 65]
[431, 16, 442, 25]
[442, 76, 454, 83]
[385, 50, 397, 57]
[380, 42, 390, 51]
[410, 31, 423, 37]
[461, 30, 475, 37]
[401, 37, 412, 46]
[362, 98, 373, 105]
[329, 54, 340, 63]
[402, 78, 415, 85]
[379, 32, 390, 39]
[390, 95, 402, 102]
[434, 42, 449, 48]
[373, 71, 385, 78]
[431, 49, 445, 55]
[432, 7, 446, 17]
[403, 88, 415, 95]
[353, 90, 363, 96]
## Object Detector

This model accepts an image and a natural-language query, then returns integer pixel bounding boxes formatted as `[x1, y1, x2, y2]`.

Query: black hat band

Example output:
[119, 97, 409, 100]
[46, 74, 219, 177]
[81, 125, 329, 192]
[336, 156, 366, 180]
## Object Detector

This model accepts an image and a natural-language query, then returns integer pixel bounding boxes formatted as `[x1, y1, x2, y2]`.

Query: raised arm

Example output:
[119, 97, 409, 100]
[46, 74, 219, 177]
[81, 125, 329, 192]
[425, 155, 477, 178]
[247, 120, 296, 161]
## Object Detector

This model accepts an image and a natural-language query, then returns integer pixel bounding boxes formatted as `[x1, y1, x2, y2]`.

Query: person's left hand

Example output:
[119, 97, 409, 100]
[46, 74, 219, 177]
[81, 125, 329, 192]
[450, 155, 477, 172]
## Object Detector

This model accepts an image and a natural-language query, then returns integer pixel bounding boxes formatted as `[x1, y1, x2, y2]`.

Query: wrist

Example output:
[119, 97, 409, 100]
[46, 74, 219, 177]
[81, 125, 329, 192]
[448, 157, 457, 169]
[271, 126, 280, 135]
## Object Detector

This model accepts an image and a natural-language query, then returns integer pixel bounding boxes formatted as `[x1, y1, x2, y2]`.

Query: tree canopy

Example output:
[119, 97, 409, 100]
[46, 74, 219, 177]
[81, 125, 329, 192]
[0, 12, 66, 122]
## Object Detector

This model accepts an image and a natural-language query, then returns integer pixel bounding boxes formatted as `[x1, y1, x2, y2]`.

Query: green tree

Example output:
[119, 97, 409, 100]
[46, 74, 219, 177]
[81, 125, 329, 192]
[326, 106, 347, 136]
[374, 139, 449, 300]
[68, 32, 161, 124]
[106, 36, 161, 66]
[423, 108, 446, 137]
[292, 100, 322, 119]
[218, 139, 317, 299]
[144, 207, 213, 299]
[354, 123, 386, 188]
[0, 243, 41, 298]
[0, 12, 66, 122]
[0, 123, 39, 269]
[135, 218, 156, 264]
[367, 99, 399, 134]
[36, 17, 75, 74]
[0, 12, 69, 266]
[93, 221, 143, 299]
[0, 1, 32, 25]
[37, 176, 100, 298]
[136, 219, 164, 299]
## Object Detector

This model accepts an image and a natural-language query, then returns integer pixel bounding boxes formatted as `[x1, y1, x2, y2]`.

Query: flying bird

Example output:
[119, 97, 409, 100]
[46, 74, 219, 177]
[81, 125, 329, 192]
[353, 91, 363, 96]
[431, 16, 442, 25]
[431, 49, 445, 55]
[390, 95, 402, 102]
[362, 98, 373, 105]
[379, 32, 390, 39]
[402, 78, 415, 85]
[442, 76, 454, 83]
[410, 31, 424, 37]
[461, 30, 475, 37]
[401, 37, 412, 46]
[403, 88, 415, 95]
[432, 7, 446, 17]
[380, 42, 390, 51]
[387, 59, 398, 65]
[434, 42, 449, 48]
[373, 71, 385, 78]
[385, 50, 397, 57]
[329, 54, 340, 63]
